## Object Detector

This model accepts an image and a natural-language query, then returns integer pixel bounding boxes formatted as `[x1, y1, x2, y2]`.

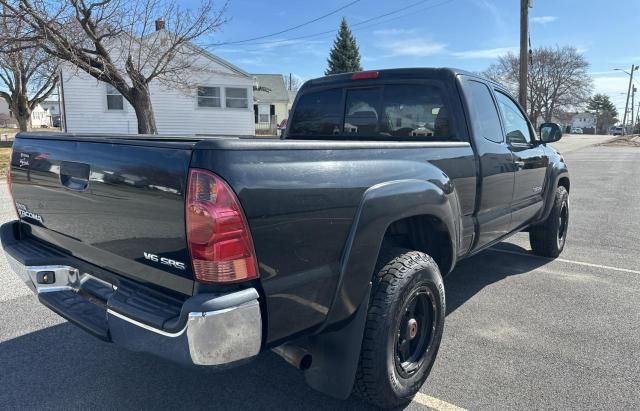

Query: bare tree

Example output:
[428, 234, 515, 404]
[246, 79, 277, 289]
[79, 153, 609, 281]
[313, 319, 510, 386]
[284, 74, 302, 91]
[0, 0, 228, 134]
[485, 46, 593, 124]
[0, 9, 58, 131]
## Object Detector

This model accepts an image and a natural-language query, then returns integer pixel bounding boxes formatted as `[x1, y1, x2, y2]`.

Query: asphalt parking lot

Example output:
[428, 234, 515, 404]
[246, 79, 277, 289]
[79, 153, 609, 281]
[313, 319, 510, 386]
[1, 135, 638, 410]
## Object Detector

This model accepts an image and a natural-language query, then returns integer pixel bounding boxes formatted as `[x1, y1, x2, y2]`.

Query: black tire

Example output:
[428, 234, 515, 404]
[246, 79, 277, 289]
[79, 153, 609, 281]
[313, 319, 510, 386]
[354, 248, 445, 409]
[529, 186, 569, 258]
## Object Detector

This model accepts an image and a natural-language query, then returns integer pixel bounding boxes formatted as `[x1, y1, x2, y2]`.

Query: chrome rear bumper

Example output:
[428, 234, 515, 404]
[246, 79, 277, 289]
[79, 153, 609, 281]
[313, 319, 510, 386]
[3, 223, 262, 367]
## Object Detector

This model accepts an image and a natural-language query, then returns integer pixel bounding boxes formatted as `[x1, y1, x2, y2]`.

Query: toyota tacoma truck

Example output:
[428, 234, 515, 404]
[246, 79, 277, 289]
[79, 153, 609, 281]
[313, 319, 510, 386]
[2, 68, 569, 408]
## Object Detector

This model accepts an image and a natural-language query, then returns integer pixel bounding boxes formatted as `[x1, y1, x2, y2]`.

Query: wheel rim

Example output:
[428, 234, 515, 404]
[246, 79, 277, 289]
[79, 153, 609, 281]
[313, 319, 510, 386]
[394, 286, 437, 378]
[557, 200, 569, 248]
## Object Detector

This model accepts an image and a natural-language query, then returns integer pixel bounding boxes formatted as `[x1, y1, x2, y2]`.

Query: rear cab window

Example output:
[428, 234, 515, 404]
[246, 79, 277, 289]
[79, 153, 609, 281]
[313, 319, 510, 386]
[288, 81, 461, 142]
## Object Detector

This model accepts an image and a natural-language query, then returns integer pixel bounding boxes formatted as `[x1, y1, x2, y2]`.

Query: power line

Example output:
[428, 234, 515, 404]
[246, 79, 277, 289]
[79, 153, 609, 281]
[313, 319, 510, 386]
[214, 0, 362, 45]
[209, 0, 451, 49]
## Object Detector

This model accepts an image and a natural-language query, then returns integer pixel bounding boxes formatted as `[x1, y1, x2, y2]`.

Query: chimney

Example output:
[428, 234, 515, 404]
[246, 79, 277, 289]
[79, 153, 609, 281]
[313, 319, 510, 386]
[155, 17, 165, 31]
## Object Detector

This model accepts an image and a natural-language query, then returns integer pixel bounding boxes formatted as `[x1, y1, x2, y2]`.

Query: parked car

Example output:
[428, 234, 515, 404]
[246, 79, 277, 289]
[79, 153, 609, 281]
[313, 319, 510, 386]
[51, 115, 61, 128]
[571, 127, 583, 134]
[2, 68, 570, 408]
[612, 126, 624, 136]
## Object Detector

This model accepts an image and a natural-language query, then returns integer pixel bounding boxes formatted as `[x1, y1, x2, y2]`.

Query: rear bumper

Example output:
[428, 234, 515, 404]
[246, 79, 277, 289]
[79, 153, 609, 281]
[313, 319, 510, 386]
[1, 221, 262, 367]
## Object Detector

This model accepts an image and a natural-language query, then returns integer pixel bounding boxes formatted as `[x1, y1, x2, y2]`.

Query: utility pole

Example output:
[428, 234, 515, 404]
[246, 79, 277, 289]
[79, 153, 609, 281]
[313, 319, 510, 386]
[632, 86, 636, 131]
[622, 64, 637, 133]
[518, 0, 530, 111]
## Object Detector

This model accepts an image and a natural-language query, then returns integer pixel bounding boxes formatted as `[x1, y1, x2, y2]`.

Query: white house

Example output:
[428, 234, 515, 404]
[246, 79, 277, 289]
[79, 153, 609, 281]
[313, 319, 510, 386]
[252, 74, 290, 132]
[41, 99, 61, 117]
[60, 27, 255, 136]
[0, 99, 10, 117]
[0, 99, 16, 127]
[30, 103, 52, 128]
[571, 112, 596, 130]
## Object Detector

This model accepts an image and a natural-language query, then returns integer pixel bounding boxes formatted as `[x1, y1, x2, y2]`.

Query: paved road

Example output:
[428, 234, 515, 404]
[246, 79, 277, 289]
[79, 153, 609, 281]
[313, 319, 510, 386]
[549, 133, 614, 153]
[1, 137, 638, 410]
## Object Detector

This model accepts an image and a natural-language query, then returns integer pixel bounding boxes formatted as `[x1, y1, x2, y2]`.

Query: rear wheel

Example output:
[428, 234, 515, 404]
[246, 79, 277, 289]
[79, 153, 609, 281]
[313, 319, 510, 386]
[529, 186, 569, 258]
[354, 248, 445, 409]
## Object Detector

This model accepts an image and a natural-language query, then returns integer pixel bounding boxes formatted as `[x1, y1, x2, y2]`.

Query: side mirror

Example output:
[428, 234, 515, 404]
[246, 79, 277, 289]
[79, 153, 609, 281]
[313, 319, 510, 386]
[539, 122, 563, 143]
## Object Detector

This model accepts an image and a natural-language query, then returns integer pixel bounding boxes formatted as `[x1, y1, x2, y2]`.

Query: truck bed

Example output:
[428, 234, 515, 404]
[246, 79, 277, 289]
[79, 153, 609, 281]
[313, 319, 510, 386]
[10, 131, 476, 343]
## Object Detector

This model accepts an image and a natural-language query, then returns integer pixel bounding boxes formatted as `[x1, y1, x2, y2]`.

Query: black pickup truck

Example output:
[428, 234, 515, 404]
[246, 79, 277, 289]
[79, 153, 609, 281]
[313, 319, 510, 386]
[2, 68, 569, 408]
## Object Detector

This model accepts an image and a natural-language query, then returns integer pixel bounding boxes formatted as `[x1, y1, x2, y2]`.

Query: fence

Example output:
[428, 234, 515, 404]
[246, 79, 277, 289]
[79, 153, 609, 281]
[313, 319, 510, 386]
[255, 115, 278, 135]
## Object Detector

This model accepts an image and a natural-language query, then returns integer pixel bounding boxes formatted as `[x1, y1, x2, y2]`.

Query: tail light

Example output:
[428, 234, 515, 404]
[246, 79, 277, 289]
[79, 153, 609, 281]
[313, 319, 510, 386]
[186, 169, 258, 283]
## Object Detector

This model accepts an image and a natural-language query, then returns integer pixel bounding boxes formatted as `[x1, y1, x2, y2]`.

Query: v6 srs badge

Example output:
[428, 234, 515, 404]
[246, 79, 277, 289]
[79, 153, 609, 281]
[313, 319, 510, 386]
[143, 252, 186, 270]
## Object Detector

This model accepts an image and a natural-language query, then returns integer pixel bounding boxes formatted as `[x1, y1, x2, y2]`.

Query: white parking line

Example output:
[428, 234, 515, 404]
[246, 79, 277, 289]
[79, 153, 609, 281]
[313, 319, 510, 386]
[490, 248, 640, 275]
[413, 392, 467, 411]
[568, 159, 639, 162]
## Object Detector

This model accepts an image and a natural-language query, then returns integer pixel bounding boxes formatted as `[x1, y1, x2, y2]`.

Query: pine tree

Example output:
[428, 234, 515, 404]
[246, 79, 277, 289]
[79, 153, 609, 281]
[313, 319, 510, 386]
[586, 94, 618, 133]
[325, 17, 363, 75]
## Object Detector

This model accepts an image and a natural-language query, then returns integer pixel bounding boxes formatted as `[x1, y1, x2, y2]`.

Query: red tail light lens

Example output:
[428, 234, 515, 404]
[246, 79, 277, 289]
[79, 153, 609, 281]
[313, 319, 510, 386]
[186, 169, 258, 283]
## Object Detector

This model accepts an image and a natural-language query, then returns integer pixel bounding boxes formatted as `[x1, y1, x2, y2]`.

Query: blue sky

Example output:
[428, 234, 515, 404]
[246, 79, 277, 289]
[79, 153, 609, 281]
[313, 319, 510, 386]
[195, 0, 640, 111]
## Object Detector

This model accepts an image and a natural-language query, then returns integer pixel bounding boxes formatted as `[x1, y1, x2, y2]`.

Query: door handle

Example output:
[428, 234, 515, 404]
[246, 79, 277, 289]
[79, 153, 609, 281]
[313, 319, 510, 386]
[514, 160, 525, 170]
[59, 161, 90, 192]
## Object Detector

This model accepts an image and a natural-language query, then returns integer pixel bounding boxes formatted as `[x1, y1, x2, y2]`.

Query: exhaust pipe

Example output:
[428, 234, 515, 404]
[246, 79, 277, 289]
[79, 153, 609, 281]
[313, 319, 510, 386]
[272, 343, 313, 370]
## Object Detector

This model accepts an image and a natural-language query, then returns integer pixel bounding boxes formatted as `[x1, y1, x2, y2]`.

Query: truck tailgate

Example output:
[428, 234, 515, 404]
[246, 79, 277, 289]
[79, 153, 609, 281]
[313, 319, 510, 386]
[9, 134, 195, 295]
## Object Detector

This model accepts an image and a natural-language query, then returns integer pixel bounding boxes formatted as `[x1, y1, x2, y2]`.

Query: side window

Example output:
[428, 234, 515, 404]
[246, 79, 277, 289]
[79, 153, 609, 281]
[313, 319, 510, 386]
[494, 91, 533, 145]
[288, 88, 343, 136]
[343, 88, 381, 136]
[465, 81, 503, 143]
[197, 87, 221, 108]
[380, 84, 456, 141]
[106, 84, 124, 111]
[225, 87, 249, 108]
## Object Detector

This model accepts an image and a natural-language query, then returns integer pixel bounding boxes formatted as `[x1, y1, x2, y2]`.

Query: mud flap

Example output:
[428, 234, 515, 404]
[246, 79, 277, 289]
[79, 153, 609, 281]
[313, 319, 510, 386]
[302, 283, 371, 399]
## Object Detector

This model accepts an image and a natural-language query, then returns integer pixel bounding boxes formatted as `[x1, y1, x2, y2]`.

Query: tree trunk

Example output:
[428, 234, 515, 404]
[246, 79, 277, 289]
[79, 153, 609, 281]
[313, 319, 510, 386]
[16, 114, 29, 132]
[129, 85, 157, 134]
[13, 100, 30, 132]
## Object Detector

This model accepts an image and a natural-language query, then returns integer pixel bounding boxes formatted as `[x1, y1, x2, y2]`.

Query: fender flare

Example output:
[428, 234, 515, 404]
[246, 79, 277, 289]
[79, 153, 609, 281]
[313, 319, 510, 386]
[325, 178, 461, 327]
[534, 167, 570, 225]
[301, 179, 461, 399]
[301, 179, 462, 399]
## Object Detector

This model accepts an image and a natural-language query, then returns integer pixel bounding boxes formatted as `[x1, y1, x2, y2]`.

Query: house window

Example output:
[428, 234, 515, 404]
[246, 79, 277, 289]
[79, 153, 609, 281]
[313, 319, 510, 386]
[258, 104, 270, 123]
[197, 86, 221, 107]
[106, 84, 124, 110]
[107, 84, 124, 110]
[225, 87, 248, 108]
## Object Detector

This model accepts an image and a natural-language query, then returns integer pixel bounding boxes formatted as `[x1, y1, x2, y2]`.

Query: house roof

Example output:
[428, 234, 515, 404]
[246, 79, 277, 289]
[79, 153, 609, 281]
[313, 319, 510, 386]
[253, 74, 289, 103]
[143, 29, 252, 79]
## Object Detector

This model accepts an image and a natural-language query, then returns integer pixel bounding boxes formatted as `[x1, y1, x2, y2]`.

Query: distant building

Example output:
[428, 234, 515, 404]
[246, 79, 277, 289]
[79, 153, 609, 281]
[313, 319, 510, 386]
[30, 103, 52, 128]
[0, 99, 16, 127]
[252, 74, 290, 133]
[536, 115, 569, 130]
[59, 24, 255, 135]
[287, 90, 298, 112]
[571, 112, 596, 131]
[41, 100, 61, 117]
[0, 99, 10, 117]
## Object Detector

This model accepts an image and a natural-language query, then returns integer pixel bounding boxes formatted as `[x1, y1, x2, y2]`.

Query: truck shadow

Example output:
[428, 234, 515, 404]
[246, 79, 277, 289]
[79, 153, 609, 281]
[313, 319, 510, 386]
[445, 241, 550, 315]
[0, 241, 550, 410]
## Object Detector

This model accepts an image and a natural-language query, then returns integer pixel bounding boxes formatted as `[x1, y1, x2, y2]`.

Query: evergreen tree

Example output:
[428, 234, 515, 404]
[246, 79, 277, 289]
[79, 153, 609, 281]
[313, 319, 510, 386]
[586, 94, 618, 133]
[325, 18, 363, 75]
